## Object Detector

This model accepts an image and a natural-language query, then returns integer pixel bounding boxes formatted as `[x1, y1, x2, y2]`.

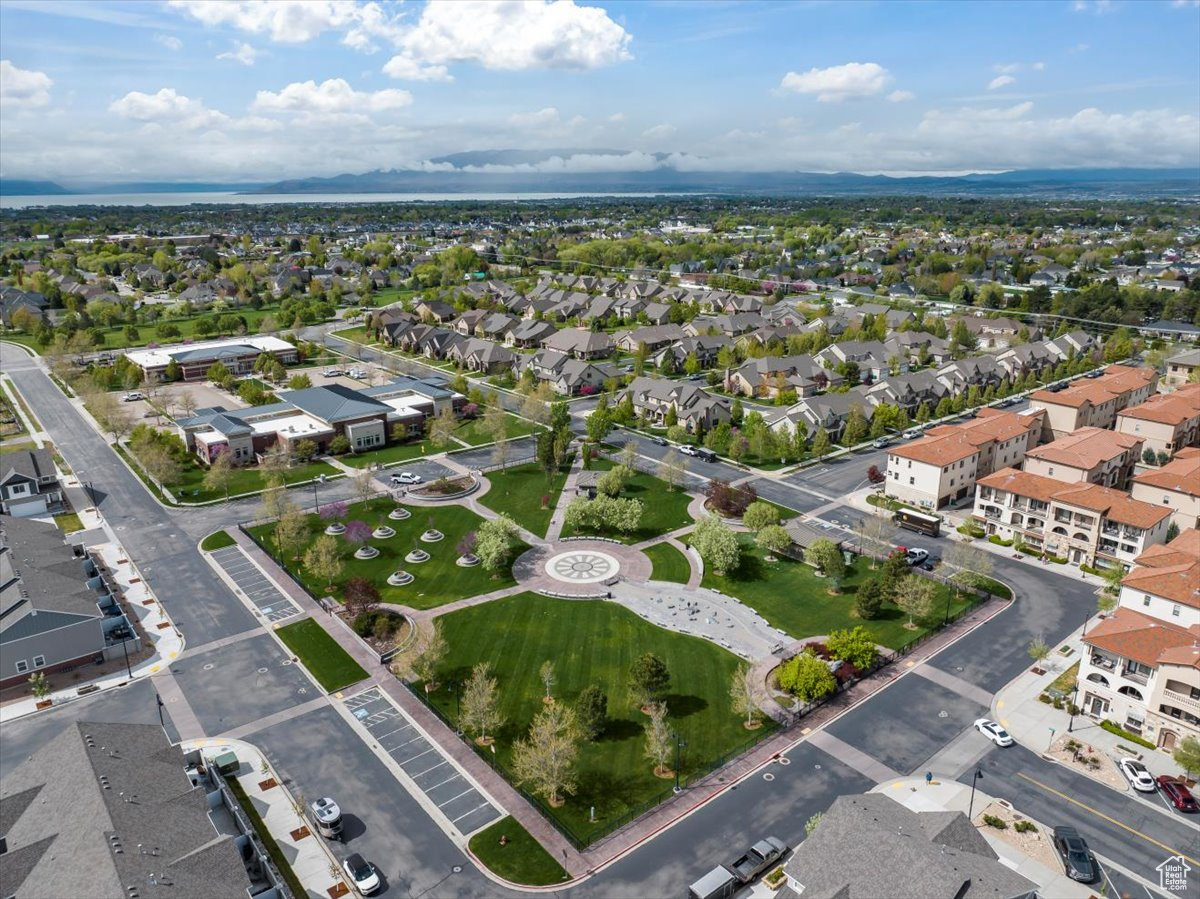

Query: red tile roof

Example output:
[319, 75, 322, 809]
[1025, 427, 1142, 470]
[1083, 607, 1199, 669]
[1132, 448, 1200, 498]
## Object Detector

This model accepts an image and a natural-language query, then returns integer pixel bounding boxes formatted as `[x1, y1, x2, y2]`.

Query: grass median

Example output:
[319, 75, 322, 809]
[468, 816, 569, 886]
[276, 619, 368, 692]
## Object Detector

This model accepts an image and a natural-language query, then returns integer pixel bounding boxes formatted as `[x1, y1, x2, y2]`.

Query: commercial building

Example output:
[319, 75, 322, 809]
[1131, 447, 1200, 531]
[1114, 383, 1200, 459]
[124, 336, 299, 382]
[973, 468, 1173, 569]
[0, 720, 282, 899]
[0, 516, 136, 689]
[884, 409, 1042, 510]
[1078, 529, 1200, 751]
[177, 376, 462, 464]
[1021, 426, 1143, 490]
[1028, 365, 1158, 439]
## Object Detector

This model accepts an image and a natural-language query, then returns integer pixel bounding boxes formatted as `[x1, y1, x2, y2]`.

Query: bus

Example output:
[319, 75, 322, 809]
[894, 508, 942, 537]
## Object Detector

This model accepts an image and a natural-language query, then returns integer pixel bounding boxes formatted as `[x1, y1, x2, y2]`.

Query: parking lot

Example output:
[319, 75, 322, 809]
[208, 544, 303, 623]
[342, 688, 502, 838]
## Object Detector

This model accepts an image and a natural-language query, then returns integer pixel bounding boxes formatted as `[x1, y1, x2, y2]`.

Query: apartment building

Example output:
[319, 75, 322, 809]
[1164, 348, 1200, 388]
[884, 409, 1042, 510]
[974, 468, 1173, 569]
[1131, 447, 1200, 531]
[1021, 427, 1144, 490]
[1114, 383, 1200, 459]
[1078, 529, 1200, 751]
[1028, 365, 1158, 439]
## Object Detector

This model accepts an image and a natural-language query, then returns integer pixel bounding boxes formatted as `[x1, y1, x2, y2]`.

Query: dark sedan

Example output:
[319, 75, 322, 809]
[1052, 825, 1099, 884]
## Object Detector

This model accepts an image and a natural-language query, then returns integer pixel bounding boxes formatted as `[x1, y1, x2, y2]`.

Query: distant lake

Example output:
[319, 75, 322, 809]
[0, 190, 686, 209]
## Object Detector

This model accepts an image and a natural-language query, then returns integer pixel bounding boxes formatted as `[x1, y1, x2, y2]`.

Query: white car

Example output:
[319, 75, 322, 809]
[679, 445, 698, 457]
[1118, 758, 1157, 793]
[904, 548, 930, 566]
[902, 428, 923, 439]
[342, 853, 381, 895]
[121, 391, 144, 402]
[323, 368, 344, 377]
[974, 718, 1014, 747]
[390, 472, 422, 485]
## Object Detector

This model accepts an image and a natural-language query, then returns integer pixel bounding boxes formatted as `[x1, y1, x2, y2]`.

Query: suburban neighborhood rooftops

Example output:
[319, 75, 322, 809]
[0, 516, 101, 634]
[1031, 364, 1156, 408]
[0, 447, 55, 484]
[889, 431, 980, 466]
[277, 383, 392, 423]
[1049, 482, 1173, 529]
[1117, 384, 1200, 425]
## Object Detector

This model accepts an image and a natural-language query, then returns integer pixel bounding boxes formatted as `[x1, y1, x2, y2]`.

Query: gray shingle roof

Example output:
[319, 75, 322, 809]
[0, 448, 55, 484]
[277, 384, 392, 423]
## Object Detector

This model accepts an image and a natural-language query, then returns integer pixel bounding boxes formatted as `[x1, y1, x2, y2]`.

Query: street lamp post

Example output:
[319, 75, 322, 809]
[673, 733, 687, 794]
[453, 681, 463, 734]
[967, 767, 984, 821]
[311, 473, 326, 512]
[1067, 684, 1079, 733]
[119, 626, 132, 678]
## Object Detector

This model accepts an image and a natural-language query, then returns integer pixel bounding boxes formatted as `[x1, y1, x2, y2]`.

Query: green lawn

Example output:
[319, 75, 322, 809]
[125, 443, 337, 503]
[644, 541, 692, 584]
[561, 459, 694, 543]
[276, 618, 369, 692]
[424, 593, 769, 845]
[468, 816, 570, 886]
[0, 440, 37, 455]
[332, 325, 376, 345]
[339, 413, 542, 470]
[249, 498, 522, 610]
[453, 414, 542, 446]
[53, 512, 84, 534]
[201, 530, 235, 552]
[702, 538, 974, 650]
[479, 461, 571, 538]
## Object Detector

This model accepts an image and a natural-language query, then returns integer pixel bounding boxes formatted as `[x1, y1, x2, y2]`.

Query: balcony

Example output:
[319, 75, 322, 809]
[1102, 524, 1120, 537]
[1089, 652, 1118, 672]
[1054, 512, 1073, 525]
[1121, 666, 1150, 686]
[1074, 515, 1096, 528]
[1163, 688, 1200, 714]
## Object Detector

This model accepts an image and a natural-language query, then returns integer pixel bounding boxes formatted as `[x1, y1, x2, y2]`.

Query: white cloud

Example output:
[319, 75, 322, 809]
[168, 0, 404, 49]
[779, 62, 892, 102]
[109, 88, 230, 129]
[460, 151, 661, 174]
[608, 112, 625, 123]
[1071, 0, 1116, 12]
[887, 90, 915, 102]
[0, 60, 53, 108]
[1032, 61, 1046, 71]
[397, 0, 632, 71]
[987, 74, 1016, 90]
[154, 34, 183, 51]
[642, 123, 676, 141]
[252, 78, 412, 114]
[508, 106, 560, 127]
[382, 54, 453, 82]
[217, 41, 258, 65]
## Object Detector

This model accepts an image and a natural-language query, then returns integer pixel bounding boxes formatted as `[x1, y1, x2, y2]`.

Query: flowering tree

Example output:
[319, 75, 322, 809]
[343, 520, 372, 548]
[319, 501, 348, 522]
[456, 531, 477, 557]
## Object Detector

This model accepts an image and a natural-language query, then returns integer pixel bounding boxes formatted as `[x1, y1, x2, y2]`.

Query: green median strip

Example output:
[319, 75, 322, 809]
[468, 816, 570, 886]
[276, 618, 369, 692]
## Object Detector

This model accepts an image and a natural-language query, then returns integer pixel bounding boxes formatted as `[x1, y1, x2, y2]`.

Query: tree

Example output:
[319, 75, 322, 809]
[854, 577, 884, 620]
[490, 433, 510, 469]
[889, 567, 935, 620]
[28, 671, 50, 701]
[342, 576, 380, 618]
[1095, 592, 1117, 616]
[274, 506, 310, 562]
[586, 398, 612, 443]
[512, 702, 581, 807]
[259, 442, 291, 487]
[657, 448, 686, 490]
[202, 450, 236, 500]
[1166, 521, 1180, 543]
[810, 426, 831, 459]
[628, 651, 670, 710]
[1143, 447, 1158, 465]
[539, 660, 557, 702]
[643, 701, 673, 777]
[756, 524, 792, 558]
[742, 501, 781, 533]
[805, 813, 823, 837]
[1173, 735, 1200, 779]
[474, 514, 520, 574]
[805, 538, 845, 592]
[295, 438, 318, 462]
[857, 515, 897, 565]
[303, 534, 343, 591]
[1027, 636, 1050, 667]
[319, 500, 348, 523]
[409, 620, 448, 690]
[460, 662, 503, 744]
[576, 684, 608, 739]
[343, 519, 373, 551]
[944, 541, 995, 592]
[428, 406, 458, 449]
[619, 438, 638, 470]
[597, 464, 632, 498]
[140, 444, 182, 488]
[352, 468, 376, 506]
[177, 390, 197, 419]
[776, 650, 836, 703]
[827, 626, 879, 669]
[483, 402, 508, 443]
[729, 664, 762, 729]
[691, 515, 741, 575]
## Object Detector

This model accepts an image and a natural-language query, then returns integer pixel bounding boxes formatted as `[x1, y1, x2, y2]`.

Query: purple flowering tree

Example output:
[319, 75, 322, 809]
[343, 520, 372, 549]
[456, 532, 477, 557]
[320, 501, 348, 523]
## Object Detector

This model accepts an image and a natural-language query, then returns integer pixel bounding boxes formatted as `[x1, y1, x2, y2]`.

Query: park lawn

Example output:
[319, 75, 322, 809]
[454, 413, 543, 446]
[162, 453, 337, 503]
[561, 459, 694, 544]
[702, 538, 974, 651]
[276, 619, 369, 693]
[249, 498, 521, 611]
[332, 325, 376, 345]
[425, 593, 768, 846]
[479, 461, 571, 538]
[339, 414, 541, 469]
[468, 816, 569, 886]
[644, 541, 692, 584]
[201, 530, 235, 552]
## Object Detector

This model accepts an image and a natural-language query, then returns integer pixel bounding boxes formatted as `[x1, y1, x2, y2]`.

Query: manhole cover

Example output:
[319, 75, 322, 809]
[202, 663, 215, 671]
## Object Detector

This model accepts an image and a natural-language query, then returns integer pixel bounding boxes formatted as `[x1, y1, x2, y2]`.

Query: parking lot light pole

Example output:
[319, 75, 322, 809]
[311, 473, 325, 512]
[967, 767, 983, 821]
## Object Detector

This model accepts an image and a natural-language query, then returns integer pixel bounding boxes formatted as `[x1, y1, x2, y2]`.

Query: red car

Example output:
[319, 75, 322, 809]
[1157, 776, 1199, 813]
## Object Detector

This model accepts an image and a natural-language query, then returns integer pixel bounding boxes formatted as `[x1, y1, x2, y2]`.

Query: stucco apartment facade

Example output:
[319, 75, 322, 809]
[1114, 383, 1200, 459]
[1131, 447, 1200, 532]
[1021, 426, 1143, 490]
[1028, 365, 1158, 440]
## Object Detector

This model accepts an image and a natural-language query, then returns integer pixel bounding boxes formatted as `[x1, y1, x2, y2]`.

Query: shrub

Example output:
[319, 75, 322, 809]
[988, 535, 1013, 547]
[1014, 820, 1038, 834]
[705, 479, 757, 517]
[329, 434, 351, 455]
[1038, 693, 1052, 704]
[1099, 720, 1156, 750]
[982, 814, 1008, 829]
[1052, 698, 1063, 709]
[957, 522, 985, 538]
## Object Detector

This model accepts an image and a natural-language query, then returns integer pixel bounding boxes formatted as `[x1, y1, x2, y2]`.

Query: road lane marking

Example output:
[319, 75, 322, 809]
[1016, 771, 1199, 866]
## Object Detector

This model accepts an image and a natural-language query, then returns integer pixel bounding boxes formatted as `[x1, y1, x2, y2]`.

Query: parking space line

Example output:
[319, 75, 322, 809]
[398, 747, 437, 765]
[450, 802, 494, 824]
[426, 774, 461, 791]
[371, 724, 410, 740]
[436, 787, 476, 807]
[391, 735, 425, 750]
[411, 760, 449, 779]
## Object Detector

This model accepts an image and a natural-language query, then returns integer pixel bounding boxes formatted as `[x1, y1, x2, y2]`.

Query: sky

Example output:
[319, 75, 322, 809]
[1, 0, 1198, 185]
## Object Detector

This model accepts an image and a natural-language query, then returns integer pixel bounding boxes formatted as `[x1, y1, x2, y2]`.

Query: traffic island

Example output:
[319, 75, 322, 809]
[468, 816, 570, 887]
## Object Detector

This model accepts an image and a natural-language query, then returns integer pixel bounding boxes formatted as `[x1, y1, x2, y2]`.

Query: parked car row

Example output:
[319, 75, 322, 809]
[309, 796, 382, 895]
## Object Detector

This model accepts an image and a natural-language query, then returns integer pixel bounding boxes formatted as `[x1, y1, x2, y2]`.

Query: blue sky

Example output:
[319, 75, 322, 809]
[1, 0, 1198, 184]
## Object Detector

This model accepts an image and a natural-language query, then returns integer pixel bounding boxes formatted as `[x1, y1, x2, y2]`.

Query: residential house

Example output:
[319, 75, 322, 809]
[1047, 330, 1099, 361]
[414, 299, 456, 324]
[505, 318, 558, 349]
[973, 468, 1172, 569]
[540, 328, 615, 360]
[613, 324, 685, 354]
[1131, 447, 1200, 531]
[0, 516, 135, 689]
[885, 331, 951, 366]
[1115, 383, 1200, 458]
[783, 794, 1037, 899]
[445, 337, 516, 375]
[770, 388, 874, 443]
[727, 356, 840, 399]
[622, 377, 731, 433]
[1164, 348, 1200, 388]
[712, 312, 764, 337]
[1077, 528, 1200, 750]
[0, 720, 269, 899]
[653, 334, 732, 371]
[814, 340, 892, 382]
[948, 315, 1030, 349]
[1028, 365, 1158, 439]
[936, 355, 1005, 394]
[1141, 320, 1200, 343]
[1022, 427, 1144, 489]
[452, 309, 488, 335]
[996, 341, 1059, 382]
[476, 311, 520, 341]
[0, 287, 49, 327]
[865, 370, 948, 415]
[0, 448, 62, 517]
[519, 349, 615, 396]
[123, 336, 298, 382]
